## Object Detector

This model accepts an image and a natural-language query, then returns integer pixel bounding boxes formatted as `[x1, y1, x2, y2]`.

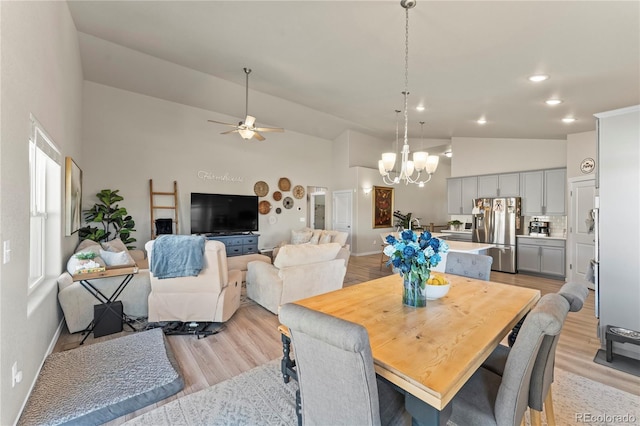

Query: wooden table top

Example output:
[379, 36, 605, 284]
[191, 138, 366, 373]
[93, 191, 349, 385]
[290, 274, 540, 409]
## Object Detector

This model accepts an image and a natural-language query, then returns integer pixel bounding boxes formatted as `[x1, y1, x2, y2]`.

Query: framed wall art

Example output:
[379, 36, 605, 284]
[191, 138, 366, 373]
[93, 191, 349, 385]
[373, 186, 394, 228]
[65, 157, 82, 236]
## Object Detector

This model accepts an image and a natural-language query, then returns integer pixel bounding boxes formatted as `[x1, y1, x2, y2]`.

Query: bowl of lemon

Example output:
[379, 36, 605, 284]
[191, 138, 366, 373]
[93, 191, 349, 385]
[425, 274, 450, 300]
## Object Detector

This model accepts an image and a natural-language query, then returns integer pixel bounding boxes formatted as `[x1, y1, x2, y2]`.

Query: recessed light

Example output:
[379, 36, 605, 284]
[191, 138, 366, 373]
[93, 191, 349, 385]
[477, 118, 487, 125]
[545, 99, 562, 105]
[416, 105, 425, 112]
[562, 117, 576, 123]
[529, 74, 549, 82]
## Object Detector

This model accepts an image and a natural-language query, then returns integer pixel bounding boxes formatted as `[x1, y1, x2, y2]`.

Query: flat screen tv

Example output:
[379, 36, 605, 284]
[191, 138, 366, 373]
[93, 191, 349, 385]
[190, 193, 258, 235]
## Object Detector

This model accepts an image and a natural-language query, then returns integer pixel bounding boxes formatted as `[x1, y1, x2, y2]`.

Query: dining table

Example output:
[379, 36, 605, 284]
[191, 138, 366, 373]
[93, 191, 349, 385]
[280, 273, 540, 425]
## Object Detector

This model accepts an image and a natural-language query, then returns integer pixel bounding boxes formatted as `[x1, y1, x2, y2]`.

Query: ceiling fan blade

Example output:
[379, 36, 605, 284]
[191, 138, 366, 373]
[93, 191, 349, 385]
[221, 129, 239, 135]
[254, 127, 284, 133]
[208, 119, 238, 127]
[244, 115, 256, 128]
[253, 132, 266, 141]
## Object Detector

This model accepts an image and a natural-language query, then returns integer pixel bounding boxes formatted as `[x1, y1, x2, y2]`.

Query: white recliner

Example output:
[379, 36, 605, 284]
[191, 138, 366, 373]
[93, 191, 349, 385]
[145, 239, 242, 323]
[246, 242, 348, 314]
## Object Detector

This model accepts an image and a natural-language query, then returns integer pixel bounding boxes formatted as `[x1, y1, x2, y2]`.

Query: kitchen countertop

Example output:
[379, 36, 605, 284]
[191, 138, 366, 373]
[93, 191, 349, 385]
[445, 241, 495, 253]
[517, 235, 566, 241]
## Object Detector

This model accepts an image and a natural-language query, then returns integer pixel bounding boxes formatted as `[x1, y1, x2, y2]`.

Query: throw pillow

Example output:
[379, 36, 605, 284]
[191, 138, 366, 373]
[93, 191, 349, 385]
[101, 238, 129, 253]
[99, 249, 135, 267]
[75, 239, 101, 252]
[274, 243, 341, 269]
[291, 229, 313, 245]
[318, 231, 332, 244]
[309, 229, 322, 244]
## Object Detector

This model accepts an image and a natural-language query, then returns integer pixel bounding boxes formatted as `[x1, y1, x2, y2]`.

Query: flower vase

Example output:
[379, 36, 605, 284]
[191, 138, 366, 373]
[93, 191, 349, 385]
[402, 275, 427, 307]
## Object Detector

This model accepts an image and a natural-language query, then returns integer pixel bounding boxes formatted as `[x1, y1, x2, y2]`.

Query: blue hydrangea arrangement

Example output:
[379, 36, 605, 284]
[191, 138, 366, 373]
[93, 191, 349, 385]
[383, 229, 449, 283]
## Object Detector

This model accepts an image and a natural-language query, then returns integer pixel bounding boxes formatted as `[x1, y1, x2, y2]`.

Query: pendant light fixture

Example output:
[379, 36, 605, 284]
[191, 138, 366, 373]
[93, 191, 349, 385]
[378, 0, 439, 188]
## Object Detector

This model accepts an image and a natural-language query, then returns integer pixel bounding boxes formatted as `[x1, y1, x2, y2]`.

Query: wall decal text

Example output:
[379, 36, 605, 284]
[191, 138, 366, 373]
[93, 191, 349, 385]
[197, 170, 244, 183]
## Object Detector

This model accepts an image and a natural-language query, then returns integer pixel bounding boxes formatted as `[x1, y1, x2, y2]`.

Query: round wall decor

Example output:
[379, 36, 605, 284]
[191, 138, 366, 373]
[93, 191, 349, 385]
[293, 185, 305, 199]
[580, 157, 595, 174]
[275, 207, 282, 214]
[268, 215, 277, 225]
[278, 177, 291, 191]
[283, 196, 294, 209]
[258, 200, 272, 215]
[273, 191, 282, 201]
[254, 181, 269, 197]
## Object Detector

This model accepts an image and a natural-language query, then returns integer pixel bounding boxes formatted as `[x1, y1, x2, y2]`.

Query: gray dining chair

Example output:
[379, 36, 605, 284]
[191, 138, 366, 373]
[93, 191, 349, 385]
[448, 293, 570, 426]
[481, 282, 589, 426]
[444, 252, 493, 281]
[278, 303, 408, 426]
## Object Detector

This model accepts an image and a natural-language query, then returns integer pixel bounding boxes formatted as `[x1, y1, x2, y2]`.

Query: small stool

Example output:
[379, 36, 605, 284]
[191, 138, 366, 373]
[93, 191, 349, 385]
[605, 325, 640, 362]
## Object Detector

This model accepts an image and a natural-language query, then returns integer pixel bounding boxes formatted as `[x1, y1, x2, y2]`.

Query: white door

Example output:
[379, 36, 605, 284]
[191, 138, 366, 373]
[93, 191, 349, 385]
[567, 177, 596, 288]
[332, 190, 353, 247]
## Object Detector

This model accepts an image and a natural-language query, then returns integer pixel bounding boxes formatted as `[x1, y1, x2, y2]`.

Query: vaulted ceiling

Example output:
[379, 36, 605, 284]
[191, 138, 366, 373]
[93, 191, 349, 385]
[68, 1, 640, 142]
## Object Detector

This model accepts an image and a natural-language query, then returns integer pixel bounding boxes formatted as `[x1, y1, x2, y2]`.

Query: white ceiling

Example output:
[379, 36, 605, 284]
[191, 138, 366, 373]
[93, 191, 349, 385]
[67, 1, 640, 142]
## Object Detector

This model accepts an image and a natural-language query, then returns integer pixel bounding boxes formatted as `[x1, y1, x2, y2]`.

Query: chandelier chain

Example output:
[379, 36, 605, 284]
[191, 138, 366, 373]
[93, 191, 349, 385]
[403, 6, 410, 148]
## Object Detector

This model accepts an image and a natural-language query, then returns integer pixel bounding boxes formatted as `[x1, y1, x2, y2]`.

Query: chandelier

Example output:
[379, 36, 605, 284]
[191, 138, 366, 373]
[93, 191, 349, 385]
[378, 0, 439, 188]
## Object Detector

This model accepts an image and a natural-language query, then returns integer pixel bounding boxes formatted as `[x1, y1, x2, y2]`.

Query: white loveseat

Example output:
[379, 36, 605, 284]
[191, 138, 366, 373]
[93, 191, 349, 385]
[246, 242, 349, 314]
[57, 239, 151, 333]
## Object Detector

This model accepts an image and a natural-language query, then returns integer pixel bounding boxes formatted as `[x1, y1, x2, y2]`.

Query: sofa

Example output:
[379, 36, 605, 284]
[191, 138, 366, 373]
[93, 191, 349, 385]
[57, 239, 151, 333]
[145, 239, 242, 323]
[272, 227, 350, 262]
[246, 242, 349, 314]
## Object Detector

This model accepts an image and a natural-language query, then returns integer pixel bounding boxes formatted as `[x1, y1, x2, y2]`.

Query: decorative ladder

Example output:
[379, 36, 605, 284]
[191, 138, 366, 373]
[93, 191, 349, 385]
[149, 179, 178, 239]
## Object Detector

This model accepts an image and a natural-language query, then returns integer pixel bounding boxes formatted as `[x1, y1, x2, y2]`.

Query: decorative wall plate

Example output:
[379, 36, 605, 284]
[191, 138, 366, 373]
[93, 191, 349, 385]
[293, 185, 305, 199]
[258, 200, 272, 215]
[278, 177, 291, 191]
[268, 215, 277, 225]
[273, 191, 282, 201]
[254, 181, 269, 197]
[275, 207, 282, 214]
[283, 196, 294, 209]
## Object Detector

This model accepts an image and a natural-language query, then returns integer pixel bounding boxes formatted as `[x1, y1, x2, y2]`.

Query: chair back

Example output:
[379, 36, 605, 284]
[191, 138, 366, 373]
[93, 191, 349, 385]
[279, 303, 382, 426]
[445, 252, 493, 281]
[528, 281, 589, 411]
[495, 293, 569, 426]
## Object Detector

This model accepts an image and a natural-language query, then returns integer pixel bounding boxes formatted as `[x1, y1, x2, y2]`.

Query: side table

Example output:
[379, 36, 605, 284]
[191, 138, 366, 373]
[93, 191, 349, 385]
[72, 266, 139, 345]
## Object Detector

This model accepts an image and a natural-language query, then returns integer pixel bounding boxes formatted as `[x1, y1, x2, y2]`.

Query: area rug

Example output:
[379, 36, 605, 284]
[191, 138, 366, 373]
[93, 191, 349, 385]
[19, 328, 183, 426]
[124, 360, 639, 426]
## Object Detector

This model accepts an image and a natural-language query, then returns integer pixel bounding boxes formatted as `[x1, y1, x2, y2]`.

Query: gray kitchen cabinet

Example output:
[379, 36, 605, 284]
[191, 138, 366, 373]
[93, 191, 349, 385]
[517, 237, 565, 279]
[477, 173, 519, 197]
[520, 168, 566, 215]
[447, 176, 477, 214]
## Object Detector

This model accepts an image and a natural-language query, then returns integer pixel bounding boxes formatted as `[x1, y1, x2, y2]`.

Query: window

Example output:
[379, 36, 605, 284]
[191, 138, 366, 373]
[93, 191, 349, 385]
[29, 116, 61, 291]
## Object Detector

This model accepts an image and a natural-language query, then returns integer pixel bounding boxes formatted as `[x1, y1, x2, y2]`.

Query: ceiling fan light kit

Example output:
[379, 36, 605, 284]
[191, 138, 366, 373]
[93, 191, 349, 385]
[208, 67, 284, 141]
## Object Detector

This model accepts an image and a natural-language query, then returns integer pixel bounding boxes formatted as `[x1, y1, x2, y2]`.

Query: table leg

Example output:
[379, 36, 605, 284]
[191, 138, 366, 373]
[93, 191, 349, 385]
[281, 333, 297, 383]
[405, 393, 452, 426]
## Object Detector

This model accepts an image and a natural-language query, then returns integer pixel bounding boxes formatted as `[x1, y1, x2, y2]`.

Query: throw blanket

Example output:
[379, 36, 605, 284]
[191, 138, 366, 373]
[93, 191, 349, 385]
[151, 235, 206, 279]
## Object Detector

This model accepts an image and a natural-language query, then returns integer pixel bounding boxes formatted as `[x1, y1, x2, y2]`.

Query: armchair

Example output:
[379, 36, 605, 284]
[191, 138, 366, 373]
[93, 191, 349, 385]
[145, 239, 241, 323]
[246, 243, 348, 314]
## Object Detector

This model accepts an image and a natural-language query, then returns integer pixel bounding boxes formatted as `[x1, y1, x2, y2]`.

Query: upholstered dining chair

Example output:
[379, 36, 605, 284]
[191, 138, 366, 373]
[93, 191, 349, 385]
[482, 281, 589, 426]
[447, 293, 570, 426]
[278, 303, 408, 426]
[444, 252, 493, 281]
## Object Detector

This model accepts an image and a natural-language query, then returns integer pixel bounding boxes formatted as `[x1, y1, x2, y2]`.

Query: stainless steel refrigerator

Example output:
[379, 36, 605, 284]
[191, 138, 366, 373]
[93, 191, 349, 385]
[472, 197, 523, 273]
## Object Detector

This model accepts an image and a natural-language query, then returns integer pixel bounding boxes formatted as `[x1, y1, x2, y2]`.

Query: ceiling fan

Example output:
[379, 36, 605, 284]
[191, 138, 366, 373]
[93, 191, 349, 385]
[208, 68, 284, 141]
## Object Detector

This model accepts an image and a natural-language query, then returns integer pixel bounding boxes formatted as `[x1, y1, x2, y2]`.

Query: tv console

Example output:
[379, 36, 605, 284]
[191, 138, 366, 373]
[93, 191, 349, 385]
[204, 234, 259, 257]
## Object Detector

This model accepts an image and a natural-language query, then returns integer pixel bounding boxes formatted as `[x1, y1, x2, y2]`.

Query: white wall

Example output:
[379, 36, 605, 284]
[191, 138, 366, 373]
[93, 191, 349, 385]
[596, 106, 640, 358]
[0, 2, 84, 423]
[81, 82, 335, 250]
[566, 131, 597, 179]
[451, 137, 566, 177]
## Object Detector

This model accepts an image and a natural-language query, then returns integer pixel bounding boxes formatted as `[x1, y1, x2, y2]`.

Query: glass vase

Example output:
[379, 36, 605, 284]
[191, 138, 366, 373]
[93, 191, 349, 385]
[402, 274, 427, 307]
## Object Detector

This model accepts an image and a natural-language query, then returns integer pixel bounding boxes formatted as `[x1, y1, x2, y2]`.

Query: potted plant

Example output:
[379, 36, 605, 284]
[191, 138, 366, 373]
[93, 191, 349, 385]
[78, 189, 137, 248]
[448, 220, 463, 231]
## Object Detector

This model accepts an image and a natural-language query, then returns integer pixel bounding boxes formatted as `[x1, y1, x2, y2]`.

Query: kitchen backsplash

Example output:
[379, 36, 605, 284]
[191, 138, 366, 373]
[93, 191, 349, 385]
[524, 215, 567, 238]
[449, 214, 567, 238]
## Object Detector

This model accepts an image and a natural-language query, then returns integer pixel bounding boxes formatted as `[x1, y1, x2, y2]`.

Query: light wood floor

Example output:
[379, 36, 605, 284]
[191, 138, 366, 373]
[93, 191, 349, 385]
[53, 254, 640, 424]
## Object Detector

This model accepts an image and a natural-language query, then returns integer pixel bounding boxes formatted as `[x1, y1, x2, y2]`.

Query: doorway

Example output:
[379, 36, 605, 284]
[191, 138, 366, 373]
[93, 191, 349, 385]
[567, 176, 596, 288]
[332, 190, 353, 247]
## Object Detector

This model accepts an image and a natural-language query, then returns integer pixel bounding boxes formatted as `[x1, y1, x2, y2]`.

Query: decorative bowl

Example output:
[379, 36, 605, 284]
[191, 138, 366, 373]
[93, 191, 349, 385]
[425, 283, 450, 300]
